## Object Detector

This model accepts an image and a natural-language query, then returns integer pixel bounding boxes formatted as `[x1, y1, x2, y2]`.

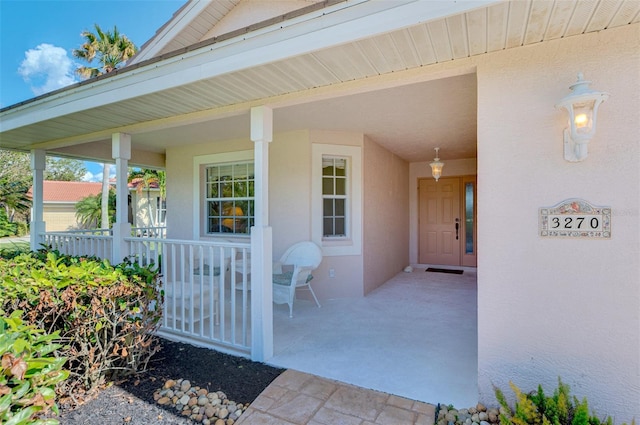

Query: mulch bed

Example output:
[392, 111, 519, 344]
[57, 337, 284, 424]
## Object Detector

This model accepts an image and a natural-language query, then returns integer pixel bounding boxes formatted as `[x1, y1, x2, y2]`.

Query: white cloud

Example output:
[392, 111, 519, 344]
[18, 44, 78, 96]
[83, 171, 99, 182]
[83, 165, 116, 183]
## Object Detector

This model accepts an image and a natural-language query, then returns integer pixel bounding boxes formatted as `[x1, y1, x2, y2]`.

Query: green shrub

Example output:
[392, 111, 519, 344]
[494, 378, 634, 425]
[0, 209, 27, 238]
[0, 250, 163, 400]
[14, 223, 28, 237]
[0, 244, 30, 260]
[0, 310, 69, 425]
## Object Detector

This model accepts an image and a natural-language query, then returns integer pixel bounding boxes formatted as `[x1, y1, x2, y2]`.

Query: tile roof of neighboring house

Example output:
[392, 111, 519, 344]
[27, 181, 103, 203]
[128, 178, 160, 190]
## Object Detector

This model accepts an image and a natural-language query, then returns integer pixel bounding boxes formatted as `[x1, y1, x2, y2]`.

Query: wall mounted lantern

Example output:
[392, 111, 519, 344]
[556, 73, 609, 162]
[430, 147, 444, 181]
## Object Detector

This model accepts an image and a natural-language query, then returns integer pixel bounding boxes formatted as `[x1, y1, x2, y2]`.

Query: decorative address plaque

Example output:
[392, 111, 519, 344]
[539, 199, 611, 239]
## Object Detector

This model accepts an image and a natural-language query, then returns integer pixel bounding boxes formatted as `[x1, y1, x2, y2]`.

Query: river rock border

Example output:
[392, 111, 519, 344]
[154, 379, 246, 424]
[436, 403, 502, 425]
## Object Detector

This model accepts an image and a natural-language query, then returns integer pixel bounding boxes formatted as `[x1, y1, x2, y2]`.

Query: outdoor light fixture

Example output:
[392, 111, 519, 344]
[556, 73, 609, 162]
[430, 147, 444, 181]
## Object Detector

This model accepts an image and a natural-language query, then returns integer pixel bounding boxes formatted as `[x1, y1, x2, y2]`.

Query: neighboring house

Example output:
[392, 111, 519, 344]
[1, 0, 638, 419]
[27, 181, 102, 231]
[26, 180, 165, 231]
[128, 178, 165, 229]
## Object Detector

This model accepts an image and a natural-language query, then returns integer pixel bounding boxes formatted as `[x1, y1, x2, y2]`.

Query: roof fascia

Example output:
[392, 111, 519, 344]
[129, 1, 209, 65]
[0, 0, 500, 133]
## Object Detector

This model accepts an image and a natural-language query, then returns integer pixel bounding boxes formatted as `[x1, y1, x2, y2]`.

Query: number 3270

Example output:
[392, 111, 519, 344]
[550, 216, 600, 230]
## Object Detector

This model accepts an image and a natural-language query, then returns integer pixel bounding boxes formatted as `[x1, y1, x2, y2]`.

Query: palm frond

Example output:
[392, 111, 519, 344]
[73, 24, 138, 79]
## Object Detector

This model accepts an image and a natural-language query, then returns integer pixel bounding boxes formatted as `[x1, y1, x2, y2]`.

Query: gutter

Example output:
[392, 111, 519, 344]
[0, 0, 499, 131]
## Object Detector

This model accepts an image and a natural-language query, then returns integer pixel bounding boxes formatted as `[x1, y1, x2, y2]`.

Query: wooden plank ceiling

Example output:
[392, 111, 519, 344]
[1, 0, 638, 160]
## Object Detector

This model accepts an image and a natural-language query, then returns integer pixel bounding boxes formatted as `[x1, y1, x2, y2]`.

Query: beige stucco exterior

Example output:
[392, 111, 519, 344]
[130, 189, 163, 228]
[43, 203, 80, 232]
[4, 1, 638, 420]
[166, 128, 412, 300]
[472, 24, 639, 416]
[363, 135, 409, 295]
[166, 21, 639, 419]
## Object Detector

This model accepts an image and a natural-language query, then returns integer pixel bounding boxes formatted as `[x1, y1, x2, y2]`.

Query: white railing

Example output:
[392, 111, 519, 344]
[47, 228, 112, 236]
[38, 226, 166, 260]
[126, 237, 252, 356]
[41, 231, 113, 263]
[131, 226, 166, 239]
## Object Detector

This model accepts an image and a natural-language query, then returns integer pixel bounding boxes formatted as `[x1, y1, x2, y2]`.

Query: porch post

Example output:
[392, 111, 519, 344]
[250, 106, 273, 361]
[111, 133, 131, 264]
[29, 149, 46, 251]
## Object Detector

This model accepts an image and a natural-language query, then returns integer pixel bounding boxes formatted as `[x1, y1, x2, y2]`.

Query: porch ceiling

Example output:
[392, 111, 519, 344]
[0, 0, 637, 165]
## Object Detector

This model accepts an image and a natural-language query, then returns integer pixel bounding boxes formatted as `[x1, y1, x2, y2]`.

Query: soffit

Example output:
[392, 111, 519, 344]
[156, 0, 242, 55]
[1, 0, 638, 163]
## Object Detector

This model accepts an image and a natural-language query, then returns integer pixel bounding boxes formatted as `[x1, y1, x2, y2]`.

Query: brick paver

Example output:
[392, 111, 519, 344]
[237, 370, 436, 425]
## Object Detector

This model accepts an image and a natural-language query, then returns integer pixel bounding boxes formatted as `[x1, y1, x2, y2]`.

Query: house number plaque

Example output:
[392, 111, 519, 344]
[539, 199, 610, 238]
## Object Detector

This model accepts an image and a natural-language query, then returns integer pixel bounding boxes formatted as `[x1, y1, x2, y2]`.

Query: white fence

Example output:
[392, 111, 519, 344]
[39, 227, 253, 356]
[126, 237, 252, 356]
[131, 226, 167, 238]
[42, 230, 113, 262]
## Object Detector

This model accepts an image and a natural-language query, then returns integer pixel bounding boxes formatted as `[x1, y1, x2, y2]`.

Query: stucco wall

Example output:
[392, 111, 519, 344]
[166, 138, 254, 240]
[131, 191, 162, 228]
[363, 136, 409, 295]
[165, 129, 366, 300]
[475, 24, 639, 420]
[308, 130, 365, 299]
[43, 203, 78, 231]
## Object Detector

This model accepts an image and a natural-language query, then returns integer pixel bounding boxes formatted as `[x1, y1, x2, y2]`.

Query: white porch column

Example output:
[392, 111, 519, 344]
[250, 106, 273, 361]
[111, 133, 131, 264]
[29, 150, 46, 251]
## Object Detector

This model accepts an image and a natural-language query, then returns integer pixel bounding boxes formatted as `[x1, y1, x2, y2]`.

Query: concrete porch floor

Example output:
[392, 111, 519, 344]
[267, 266, 478, 408]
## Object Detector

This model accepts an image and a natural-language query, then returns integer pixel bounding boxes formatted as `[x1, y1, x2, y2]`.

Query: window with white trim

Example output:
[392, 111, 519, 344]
[322, 156, 347, 238]
[204, 161, 254, 235]
[312, 143, 362, 256]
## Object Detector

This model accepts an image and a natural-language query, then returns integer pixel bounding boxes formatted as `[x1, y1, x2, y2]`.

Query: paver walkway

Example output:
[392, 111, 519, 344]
[236, 369, 436, 425]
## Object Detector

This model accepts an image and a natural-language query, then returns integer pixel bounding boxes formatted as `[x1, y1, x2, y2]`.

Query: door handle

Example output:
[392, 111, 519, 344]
[455, 218, 460, 240]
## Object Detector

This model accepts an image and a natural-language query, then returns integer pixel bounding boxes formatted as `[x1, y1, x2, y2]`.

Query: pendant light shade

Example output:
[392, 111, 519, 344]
[430, 147, 444, 181]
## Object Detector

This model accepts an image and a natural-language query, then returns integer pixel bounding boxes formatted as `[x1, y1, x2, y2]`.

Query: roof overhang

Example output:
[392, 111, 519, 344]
[1, 0, 496, 128]
[1, 0, 637, 165]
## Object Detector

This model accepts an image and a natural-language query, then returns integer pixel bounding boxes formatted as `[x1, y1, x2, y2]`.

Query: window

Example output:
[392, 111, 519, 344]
[464, 182, 474, 254]
[322, 156, 347, 237]
[156, 198, 166, 226]
[312, 143, 362, 256]
[204, 161, 254, 235]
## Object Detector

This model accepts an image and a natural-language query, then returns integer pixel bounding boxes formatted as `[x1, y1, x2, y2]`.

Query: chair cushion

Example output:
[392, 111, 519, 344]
[193, 264, 222, 276]
[273, 272, 313, 286]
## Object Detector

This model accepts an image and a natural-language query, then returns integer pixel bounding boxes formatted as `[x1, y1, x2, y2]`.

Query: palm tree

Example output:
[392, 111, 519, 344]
[100, 164, 110, 230]
[128, 169, 165, 227]
[0, 179, 30, 224]
[73, 24, 137, 229]
[72, 24, 137, 78]
[75, 190, 116, 229]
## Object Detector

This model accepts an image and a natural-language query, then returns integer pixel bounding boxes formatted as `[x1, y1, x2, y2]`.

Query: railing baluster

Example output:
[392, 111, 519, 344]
[54, 233, 255, 355]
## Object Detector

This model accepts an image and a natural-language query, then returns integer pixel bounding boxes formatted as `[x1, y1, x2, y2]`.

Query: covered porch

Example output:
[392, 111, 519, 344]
[271, 266, 477, 408]
[39, 224, 477, 406]
[4, 1, 638, 418]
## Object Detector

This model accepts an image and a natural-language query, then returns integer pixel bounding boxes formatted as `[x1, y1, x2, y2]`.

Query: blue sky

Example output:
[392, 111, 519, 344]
[0, 0, 184, 180]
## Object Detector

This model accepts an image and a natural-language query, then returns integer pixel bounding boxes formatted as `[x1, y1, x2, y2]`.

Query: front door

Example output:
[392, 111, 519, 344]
[418, 177, 461, 266]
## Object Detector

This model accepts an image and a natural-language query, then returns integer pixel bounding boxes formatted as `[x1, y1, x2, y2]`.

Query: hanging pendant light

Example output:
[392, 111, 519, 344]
[430, 147, 444, 181]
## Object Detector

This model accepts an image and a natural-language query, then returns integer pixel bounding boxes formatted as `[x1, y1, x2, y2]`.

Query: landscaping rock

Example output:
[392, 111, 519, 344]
[154, 379, 247, 424]
[437, 403, 500, 425]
